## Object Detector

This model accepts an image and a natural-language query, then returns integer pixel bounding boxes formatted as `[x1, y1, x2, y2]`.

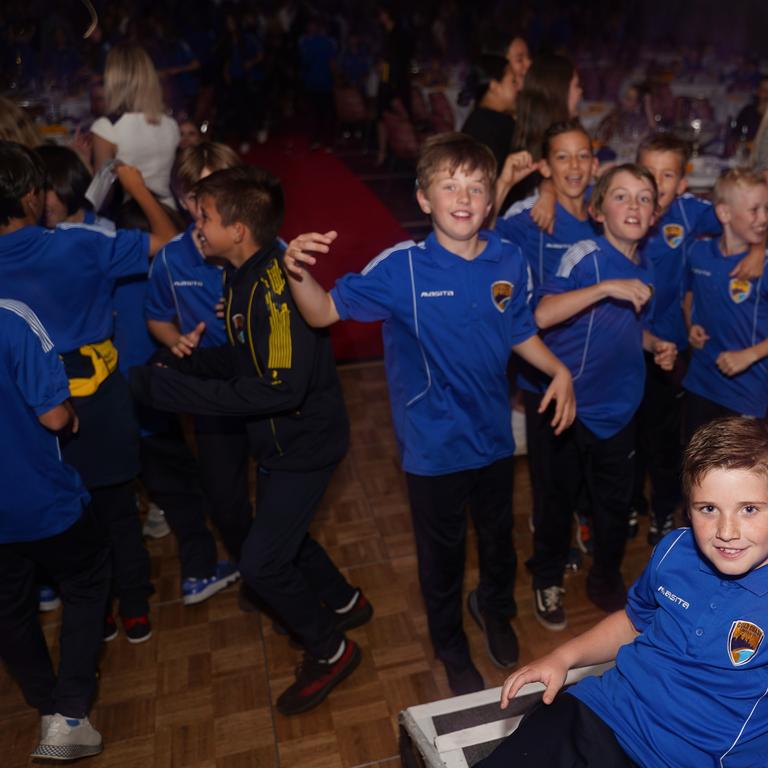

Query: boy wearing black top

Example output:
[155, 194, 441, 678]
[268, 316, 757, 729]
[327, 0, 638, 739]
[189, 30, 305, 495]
[132, 167, 370, 715]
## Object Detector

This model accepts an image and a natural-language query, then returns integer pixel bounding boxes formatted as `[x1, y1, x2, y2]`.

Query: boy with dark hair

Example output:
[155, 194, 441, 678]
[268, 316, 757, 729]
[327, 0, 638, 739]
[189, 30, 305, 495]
[683, 168, 768, 435]
[0, 140, 175, 642]
[480, 416, 768, 767]
[634, 133, 764, 545]
[0, 299, 109, 760]
[132, 166, 370, 715]
[282, 132, 575, 693]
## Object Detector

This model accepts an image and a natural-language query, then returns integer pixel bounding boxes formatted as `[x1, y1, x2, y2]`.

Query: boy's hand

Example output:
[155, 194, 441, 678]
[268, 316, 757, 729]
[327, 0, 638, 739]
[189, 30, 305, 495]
[215, 298, 226, 319]
[283, 231, 338, 279]
[652, 339, 677, 371]
[499, 151, 539, 190]
[730, 249, 765, 280]
[171, 321, 205, 357]
[531, 184, 557, 235]
[500, 652, 569, 708]
[716, 348, 757, 376]
[64, 400, 79, 435]
[538, 365, 575, 435]
[688, 323, 710, 349]
[601, 279, 652, 313]
[115, 163, 147, 196]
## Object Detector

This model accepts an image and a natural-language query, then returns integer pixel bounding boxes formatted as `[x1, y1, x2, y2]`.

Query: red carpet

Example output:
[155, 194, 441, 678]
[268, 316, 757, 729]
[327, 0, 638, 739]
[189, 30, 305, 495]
[245, 135, 411, 361]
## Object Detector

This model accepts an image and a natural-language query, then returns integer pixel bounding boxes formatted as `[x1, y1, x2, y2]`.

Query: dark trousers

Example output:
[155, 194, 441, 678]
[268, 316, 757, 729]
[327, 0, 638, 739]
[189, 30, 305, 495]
[194, 415, 253, 563]
[633, 353, 685, 525]
[405, 457, 517, 667]
[238, 464, 354, 660]
[684, 390, 737, 445]
[477, 693, 637, 767]
[529, 418, 635, 588]
[140, 426, 218, 580]
[91, 482, 152, 617]
[0, 511, 111, 718]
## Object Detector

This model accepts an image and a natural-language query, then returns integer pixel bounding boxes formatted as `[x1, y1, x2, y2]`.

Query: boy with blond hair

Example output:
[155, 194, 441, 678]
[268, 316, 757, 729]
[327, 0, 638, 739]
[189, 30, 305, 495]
[683, 167, 768, 435]
[283, 133, 575, 693]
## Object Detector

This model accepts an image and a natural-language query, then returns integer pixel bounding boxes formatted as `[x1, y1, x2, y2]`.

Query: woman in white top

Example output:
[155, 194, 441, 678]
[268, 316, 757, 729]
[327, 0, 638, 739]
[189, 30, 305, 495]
[91, 44, 180, 207]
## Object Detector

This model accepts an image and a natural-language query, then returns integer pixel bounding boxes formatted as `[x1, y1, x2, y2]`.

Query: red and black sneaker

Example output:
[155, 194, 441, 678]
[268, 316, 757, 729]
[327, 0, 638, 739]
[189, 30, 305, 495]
[333, 590, 374, 632]
[103, 614, 118, 643]
[276, 639, 361, 715]
[123, 615, 152, 644]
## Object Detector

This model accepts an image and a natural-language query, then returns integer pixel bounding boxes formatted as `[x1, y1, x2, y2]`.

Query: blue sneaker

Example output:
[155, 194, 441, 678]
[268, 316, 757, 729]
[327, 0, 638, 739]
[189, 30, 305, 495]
[38, 585, 61, 612]
[182, 561, 240, 606]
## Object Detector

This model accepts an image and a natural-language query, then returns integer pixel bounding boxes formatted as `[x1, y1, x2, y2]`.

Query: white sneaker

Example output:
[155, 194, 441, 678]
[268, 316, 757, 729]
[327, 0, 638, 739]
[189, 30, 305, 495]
[31, 713, 103, 760]
[142, 501, 170, 539]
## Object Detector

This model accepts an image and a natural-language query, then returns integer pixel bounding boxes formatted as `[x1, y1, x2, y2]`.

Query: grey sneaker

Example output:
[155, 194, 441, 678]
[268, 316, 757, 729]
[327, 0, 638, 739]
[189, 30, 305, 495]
[534, 586, 567, 631]
[31, 713, 102, 760]
[142, 501, 170, 539]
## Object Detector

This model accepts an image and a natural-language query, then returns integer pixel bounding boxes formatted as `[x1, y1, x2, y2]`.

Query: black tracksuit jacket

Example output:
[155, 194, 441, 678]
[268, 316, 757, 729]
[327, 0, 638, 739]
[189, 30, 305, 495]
[133, 240, 349, 471]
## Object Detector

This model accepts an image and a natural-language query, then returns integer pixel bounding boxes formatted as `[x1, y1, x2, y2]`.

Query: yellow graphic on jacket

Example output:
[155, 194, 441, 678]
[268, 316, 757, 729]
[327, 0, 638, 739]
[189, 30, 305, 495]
[266, 259, 286, 295]
[265, 292, 292, 369]
[67, 339, 119, 397]
[729, 278, 752, 304]
[728, 620, 764, 666]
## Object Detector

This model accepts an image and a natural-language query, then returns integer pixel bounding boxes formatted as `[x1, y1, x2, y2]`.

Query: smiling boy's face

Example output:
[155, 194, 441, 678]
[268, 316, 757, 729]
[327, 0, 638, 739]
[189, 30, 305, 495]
[592, 170, 656, 249]
[541, 130, 595, 203]
[638, 149, 687, 215]
[196, 194, 237, 260]
[690, 467, 768, 577]
[717, 182, 768, 248]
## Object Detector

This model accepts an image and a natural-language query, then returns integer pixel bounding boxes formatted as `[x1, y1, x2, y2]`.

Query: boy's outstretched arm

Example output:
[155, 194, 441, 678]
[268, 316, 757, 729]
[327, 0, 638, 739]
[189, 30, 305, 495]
[512, 335, 575, 434]
[494, 151, 539, 217]
[115, 164, 178, 255]
[535, 279, 652, 329]
[716, 338, 768, 376]
[283, 231, 341, 327]
[500, 609, 638, 708]
[729, 240, 766, 280]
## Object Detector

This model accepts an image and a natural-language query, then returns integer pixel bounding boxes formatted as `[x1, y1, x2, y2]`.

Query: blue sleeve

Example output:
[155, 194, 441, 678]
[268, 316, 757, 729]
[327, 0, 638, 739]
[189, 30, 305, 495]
[688, 197, 721, 238]
[144, 251, 178, 322]
[507, 256, 537, 345]
[536, 250, 596, 301]
[625, 545, 662, 632]
[8, 307, 70, 416]
[98, 228, 150, 280]
[495, 210, 531, 247]
[330, 251, 400, 322]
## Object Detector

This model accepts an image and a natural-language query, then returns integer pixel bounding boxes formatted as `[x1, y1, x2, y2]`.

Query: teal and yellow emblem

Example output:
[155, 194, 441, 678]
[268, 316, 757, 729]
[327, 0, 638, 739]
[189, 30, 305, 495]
[663, 223, 684, 249]
[491, 281, 513, 313]
[729, 278, 752, 304]
[728, 620, 764, 667]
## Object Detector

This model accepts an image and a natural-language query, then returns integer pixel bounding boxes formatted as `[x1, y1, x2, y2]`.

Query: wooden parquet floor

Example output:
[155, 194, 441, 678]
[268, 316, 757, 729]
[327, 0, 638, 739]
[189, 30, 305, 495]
[1, 361, 656, 768]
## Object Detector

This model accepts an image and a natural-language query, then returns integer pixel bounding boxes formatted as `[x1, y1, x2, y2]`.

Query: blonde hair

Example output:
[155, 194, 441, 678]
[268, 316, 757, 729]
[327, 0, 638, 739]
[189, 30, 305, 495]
[0, 96, 41, 147]
[103, 43, 164, 124]
[713, 167, 767, 206]
[172, 142, 241, 197]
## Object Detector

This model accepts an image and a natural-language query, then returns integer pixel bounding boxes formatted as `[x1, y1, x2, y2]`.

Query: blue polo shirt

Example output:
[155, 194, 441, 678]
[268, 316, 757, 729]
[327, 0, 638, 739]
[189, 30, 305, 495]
[0, 300, 89, 543]
[0, 223, 148, 353]
[145, 225, 227, 348]
[496, 195, 599, 287]
[573, 529, 768, 767]
[641, 193, 720, 350]
[331, 230, 537, 475]
[538, 236, 653, 438]
[683, 239, 768, 417]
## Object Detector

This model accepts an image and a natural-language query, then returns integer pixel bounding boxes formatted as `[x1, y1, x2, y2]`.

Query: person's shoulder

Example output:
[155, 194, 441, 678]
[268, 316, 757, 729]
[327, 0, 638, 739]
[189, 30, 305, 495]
[651, 527, 694, 566]
[677, 191, 712, 215]
[0, 298, 55, 353]
[56, 220, 119, 240]
[361, 239, 420, 275]
[501, 193, 538, 222]
[556, 238, 600, 278]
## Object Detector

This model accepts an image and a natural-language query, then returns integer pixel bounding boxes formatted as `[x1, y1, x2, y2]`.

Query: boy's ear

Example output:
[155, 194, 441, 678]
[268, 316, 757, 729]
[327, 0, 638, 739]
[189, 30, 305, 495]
[416, 187, 432, 215]
[22, 189, 44, 223]
[231, 221, 247, 243]
[588, 202, 604, 223]
[676, 176, 688, 197]
[539, 159, 552, 179]
[715, 201, 731, 225]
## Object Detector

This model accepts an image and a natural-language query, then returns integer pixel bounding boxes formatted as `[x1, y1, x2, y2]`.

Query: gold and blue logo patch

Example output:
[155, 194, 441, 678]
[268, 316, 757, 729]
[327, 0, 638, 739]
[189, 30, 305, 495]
[491, 281, 513, 313]
[728, 620, 764, 666]
[729, 278, 752, 304]
[663, 223, 685, 249]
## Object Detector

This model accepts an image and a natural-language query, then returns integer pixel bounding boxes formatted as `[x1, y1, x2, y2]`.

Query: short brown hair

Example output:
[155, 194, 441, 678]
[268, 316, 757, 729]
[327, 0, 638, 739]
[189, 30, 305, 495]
[713, 166, 767, 206]
[542, 118, 591, 160]
[682, 416, 768, 500]
[194, 166, 284, 246]
[172, 142, 241, 198]
[636, 133, 692, 173]
[590, 163, 658, 216]
[416, 132, 496, 192]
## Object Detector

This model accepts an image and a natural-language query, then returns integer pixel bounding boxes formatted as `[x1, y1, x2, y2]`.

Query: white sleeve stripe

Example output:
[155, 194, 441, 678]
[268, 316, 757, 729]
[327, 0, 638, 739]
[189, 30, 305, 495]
[556, 239, 599, 278]
[57, 221, 118, 238]
[361, 239, 419, 276]
[719, 683, 768, 767]
[502, 192, 539, 220]
[0, 299, 55, 352]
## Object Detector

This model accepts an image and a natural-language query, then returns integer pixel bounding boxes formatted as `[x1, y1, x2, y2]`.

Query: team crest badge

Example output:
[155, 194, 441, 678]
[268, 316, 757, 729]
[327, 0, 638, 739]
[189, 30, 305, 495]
[491, 281, 513, 313]
[663, 223, 684, 249]
[729, 279, 752, 304]
[232, 313, 246, 344]
[728, 620, 764, 667]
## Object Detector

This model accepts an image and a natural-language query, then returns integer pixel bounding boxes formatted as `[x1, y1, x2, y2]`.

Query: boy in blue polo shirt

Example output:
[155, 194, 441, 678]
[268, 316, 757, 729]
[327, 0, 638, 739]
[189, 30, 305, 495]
[530, 164, 677, 623]
[683, 168, 768, 436]
[282, 132, 575, 694]
[480, 416, 768, 768]
[0, 299, 109, 760]
[634, 134, 765, 546]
